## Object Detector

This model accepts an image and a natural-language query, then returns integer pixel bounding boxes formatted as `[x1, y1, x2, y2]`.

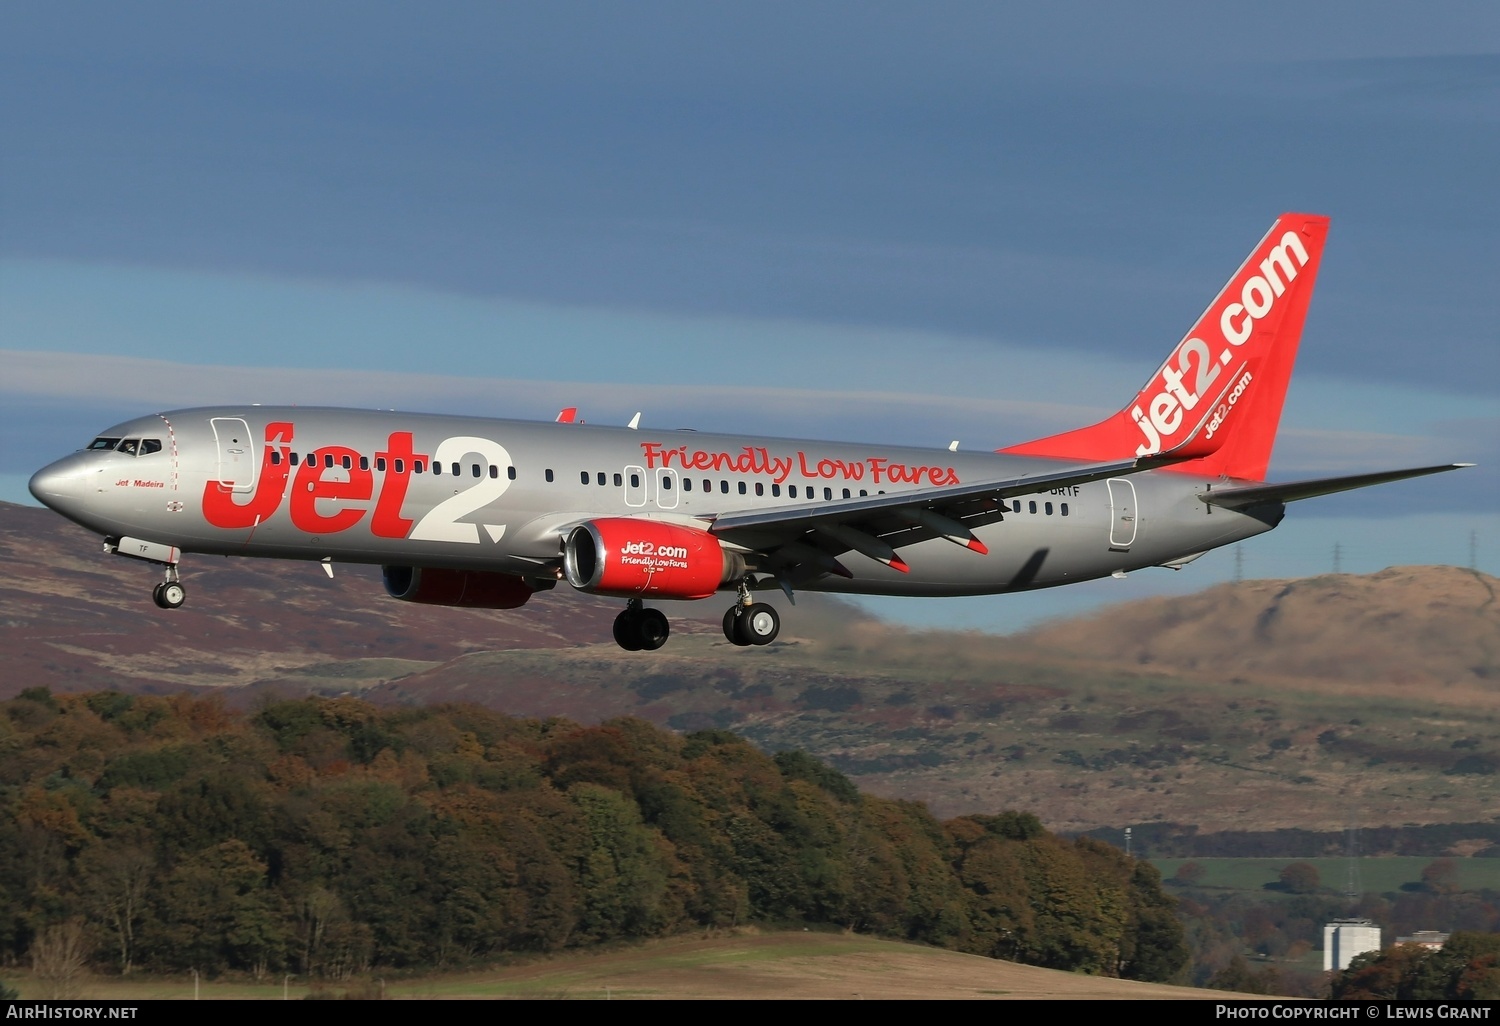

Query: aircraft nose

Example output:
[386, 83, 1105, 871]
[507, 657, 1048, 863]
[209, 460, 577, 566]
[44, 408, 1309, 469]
[29, 459, 84, 510]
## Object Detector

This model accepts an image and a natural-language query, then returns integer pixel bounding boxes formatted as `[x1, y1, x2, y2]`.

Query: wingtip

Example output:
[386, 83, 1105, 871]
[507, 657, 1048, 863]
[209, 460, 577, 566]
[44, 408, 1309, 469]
[887, 556, 911, 574]
[967, 538, 990, 556]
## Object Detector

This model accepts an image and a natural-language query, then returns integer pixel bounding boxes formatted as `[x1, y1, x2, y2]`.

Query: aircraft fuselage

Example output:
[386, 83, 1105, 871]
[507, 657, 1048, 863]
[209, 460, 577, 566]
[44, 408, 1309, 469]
[31, 405, 1279, 597]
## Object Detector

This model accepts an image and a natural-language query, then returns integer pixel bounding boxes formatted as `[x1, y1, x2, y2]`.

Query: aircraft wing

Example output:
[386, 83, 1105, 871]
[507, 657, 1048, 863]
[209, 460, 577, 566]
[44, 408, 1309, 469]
[1198, 463, 1473, 510]
[707, 455, 1160, 580]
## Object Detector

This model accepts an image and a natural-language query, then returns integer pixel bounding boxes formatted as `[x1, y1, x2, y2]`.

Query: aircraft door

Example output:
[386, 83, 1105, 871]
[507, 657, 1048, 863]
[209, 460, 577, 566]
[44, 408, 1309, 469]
[655, 468, 679, 509]
[624, 465, 648, 507]
[1107, 479, 1138, 550]
[211, 418, 256, 494]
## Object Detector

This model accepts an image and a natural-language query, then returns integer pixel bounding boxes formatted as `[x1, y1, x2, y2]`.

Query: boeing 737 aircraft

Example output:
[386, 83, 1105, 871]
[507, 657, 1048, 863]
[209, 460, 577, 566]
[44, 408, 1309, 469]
[29, 213, 1469, 651]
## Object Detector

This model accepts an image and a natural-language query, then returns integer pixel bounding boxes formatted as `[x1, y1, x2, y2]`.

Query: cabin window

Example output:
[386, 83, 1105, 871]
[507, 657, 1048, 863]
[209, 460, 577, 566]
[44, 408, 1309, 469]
[545, 469, 554, 482]
[271, 451, 282, 465]
[755, 482, 764, 496]
[772, 484, 781, 497]
[662, 476, 672, 490]
[393, 459, 404, 473]
[1012, 500, 1021, 513]
[597, 472, 606, 486]
[630, 472, 640, 488]
[451, 462, 461, 477]
[324, 454, 335, 469]
[1028, 501, 1037, 514]
[824, 487, 833, 500]
[613, 472, 622, 486]
[489, 465, 498, 479]
[789, 485, 798, 498]
[684, 478, 693, 491]
[341, 455, 352, 470]
[720, 480, 729, 494]
[580, 471, 590, 485]
[1045, 502, 1053, 515]
[360, 456, 369, 471]
[471, 463, 481, 478]
[508, 466, 517, 480]
[376, 457, 387, 471]
[1061, 503, 1070, 516]
[414, 460, 425, 473]
[738, 481, 747, 495]
[860, 490, 868, 497]
[702, 479, 710, 492]
[433, 461, 443, 475]
[842, 488, 851, 499]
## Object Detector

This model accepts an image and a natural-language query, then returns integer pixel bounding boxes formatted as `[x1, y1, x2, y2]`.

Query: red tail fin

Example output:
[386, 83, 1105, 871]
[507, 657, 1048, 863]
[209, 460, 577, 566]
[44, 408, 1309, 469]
[999, 213, 1330, 481]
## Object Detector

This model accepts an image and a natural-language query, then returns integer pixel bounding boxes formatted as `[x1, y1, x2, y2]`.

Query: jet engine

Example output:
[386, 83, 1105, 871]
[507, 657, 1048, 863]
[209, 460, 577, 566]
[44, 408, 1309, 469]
[381, 566, 535, 609]
[563, 519, 743, 599]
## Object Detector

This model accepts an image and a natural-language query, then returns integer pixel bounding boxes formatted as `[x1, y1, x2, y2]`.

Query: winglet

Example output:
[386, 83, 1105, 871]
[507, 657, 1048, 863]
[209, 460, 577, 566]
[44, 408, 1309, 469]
[556, 407, 578, 424]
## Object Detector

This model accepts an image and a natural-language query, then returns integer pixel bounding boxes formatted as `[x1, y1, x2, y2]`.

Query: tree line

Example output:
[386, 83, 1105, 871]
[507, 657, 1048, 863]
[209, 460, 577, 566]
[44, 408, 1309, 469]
[0, 688, 1187, 983]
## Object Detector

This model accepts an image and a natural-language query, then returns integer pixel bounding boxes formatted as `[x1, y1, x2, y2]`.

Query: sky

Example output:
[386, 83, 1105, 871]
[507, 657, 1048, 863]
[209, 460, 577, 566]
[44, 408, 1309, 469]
[2, 2, 1497, 630]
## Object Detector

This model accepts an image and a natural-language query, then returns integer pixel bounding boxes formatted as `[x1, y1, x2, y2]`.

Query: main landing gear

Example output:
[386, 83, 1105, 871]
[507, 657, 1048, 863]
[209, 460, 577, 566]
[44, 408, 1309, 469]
[151, 565, 185, 610]
[722, 580, 779, 647]
[613, 598, 670, 652]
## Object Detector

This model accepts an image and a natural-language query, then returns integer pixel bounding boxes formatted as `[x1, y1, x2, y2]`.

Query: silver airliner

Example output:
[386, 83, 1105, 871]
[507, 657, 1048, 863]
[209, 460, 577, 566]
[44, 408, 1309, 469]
[29, 213, 1468, 650]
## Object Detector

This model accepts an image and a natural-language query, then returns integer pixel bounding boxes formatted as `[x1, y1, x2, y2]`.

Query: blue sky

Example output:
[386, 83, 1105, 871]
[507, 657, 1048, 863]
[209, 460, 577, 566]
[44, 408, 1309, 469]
[2, 2, 1496, 629]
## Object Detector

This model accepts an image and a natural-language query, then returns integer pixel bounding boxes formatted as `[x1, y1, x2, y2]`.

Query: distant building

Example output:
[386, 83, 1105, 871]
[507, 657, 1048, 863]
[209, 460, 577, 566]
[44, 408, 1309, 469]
[1396, 931, 1449, 950]
[1325, 919, 1381, 972]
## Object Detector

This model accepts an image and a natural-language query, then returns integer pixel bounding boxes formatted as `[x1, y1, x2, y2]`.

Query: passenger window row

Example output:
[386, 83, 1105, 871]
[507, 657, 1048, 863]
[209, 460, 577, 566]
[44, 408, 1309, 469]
[268, 450, 521, 481]
[1010, 499, 1069, 516]
[255, 448, 912, 508]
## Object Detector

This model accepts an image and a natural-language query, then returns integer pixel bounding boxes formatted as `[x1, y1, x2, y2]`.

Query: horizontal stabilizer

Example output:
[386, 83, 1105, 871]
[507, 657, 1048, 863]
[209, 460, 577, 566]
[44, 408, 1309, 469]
[1200, 464, 1473, 509]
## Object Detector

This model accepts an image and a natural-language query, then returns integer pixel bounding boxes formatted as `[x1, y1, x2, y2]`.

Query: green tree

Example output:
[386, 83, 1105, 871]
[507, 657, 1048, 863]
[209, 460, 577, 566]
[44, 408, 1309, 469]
[568, 783, 674, 942]
[155, 840, 287, 975]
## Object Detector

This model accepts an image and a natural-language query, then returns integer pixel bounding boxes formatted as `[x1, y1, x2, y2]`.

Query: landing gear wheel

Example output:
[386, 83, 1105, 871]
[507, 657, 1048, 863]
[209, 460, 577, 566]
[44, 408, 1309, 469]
[723, 607, 745, 645]
[152, 583, 168, 609]
[158, 581, 186, 609]
[613, 609, 644, 651]
[638, 609, 670, 651]
[742, 603, 779, 646]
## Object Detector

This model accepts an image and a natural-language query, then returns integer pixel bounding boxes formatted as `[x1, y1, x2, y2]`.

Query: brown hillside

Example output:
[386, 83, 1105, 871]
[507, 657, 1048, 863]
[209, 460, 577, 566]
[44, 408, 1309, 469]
[0, 501, 636, 696]
[1016, 566, 1500, 690]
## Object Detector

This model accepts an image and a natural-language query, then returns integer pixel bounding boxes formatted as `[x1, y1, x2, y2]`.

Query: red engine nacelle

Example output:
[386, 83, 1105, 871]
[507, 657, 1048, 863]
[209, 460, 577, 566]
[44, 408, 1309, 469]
[563, 519, 741, 599]
[382, 566, 535, 609]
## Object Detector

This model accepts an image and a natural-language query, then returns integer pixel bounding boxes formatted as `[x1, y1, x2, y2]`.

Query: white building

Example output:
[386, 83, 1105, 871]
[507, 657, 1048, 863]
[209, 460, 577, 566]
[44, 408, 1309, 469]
[1324, 919, 1382, 972]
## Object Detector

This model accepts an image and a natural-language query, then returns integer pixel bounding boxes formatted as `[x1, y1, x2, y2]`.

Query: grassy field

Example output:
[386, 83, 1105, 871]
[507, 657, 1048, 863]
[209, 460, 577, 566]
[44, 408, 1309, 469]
[8, 932, 1223, 1001]
[1151, 856, 1500, 895]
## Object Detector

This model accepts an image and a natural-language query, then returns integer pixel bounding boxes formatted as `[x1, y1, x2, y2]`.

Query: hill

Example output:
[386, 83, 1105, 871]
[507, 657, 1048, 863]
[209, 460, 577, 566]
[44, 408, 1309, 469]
[1018, 566, 1500, 693]
[4, 501, 1499, 835]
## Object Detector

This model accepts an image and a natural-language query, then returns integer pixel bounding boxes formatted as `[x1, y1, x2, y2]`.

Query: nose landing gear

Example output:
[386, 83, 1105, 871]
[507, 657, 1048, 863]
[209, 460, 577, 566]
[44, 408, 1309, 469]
[613, 598, 670, 651]
[151, 565, 185, 609]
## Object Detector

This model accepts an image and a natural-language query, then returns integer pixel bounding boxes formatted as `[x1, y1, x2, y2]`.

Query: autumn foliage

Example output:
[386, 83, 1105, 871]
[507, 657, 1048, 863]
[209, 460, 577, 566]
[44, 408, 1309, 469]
[0, 688, 1186, 981]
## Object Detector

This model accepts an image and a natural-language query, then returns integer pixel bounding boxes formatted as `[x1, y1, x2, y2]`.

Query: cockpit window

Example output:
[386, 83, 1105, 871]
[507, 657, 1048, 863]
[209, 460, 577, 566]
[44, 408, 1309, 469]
[117, 439, 139, 456]
[139, 439, 163, 455]
[88, 437, 122, 450]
